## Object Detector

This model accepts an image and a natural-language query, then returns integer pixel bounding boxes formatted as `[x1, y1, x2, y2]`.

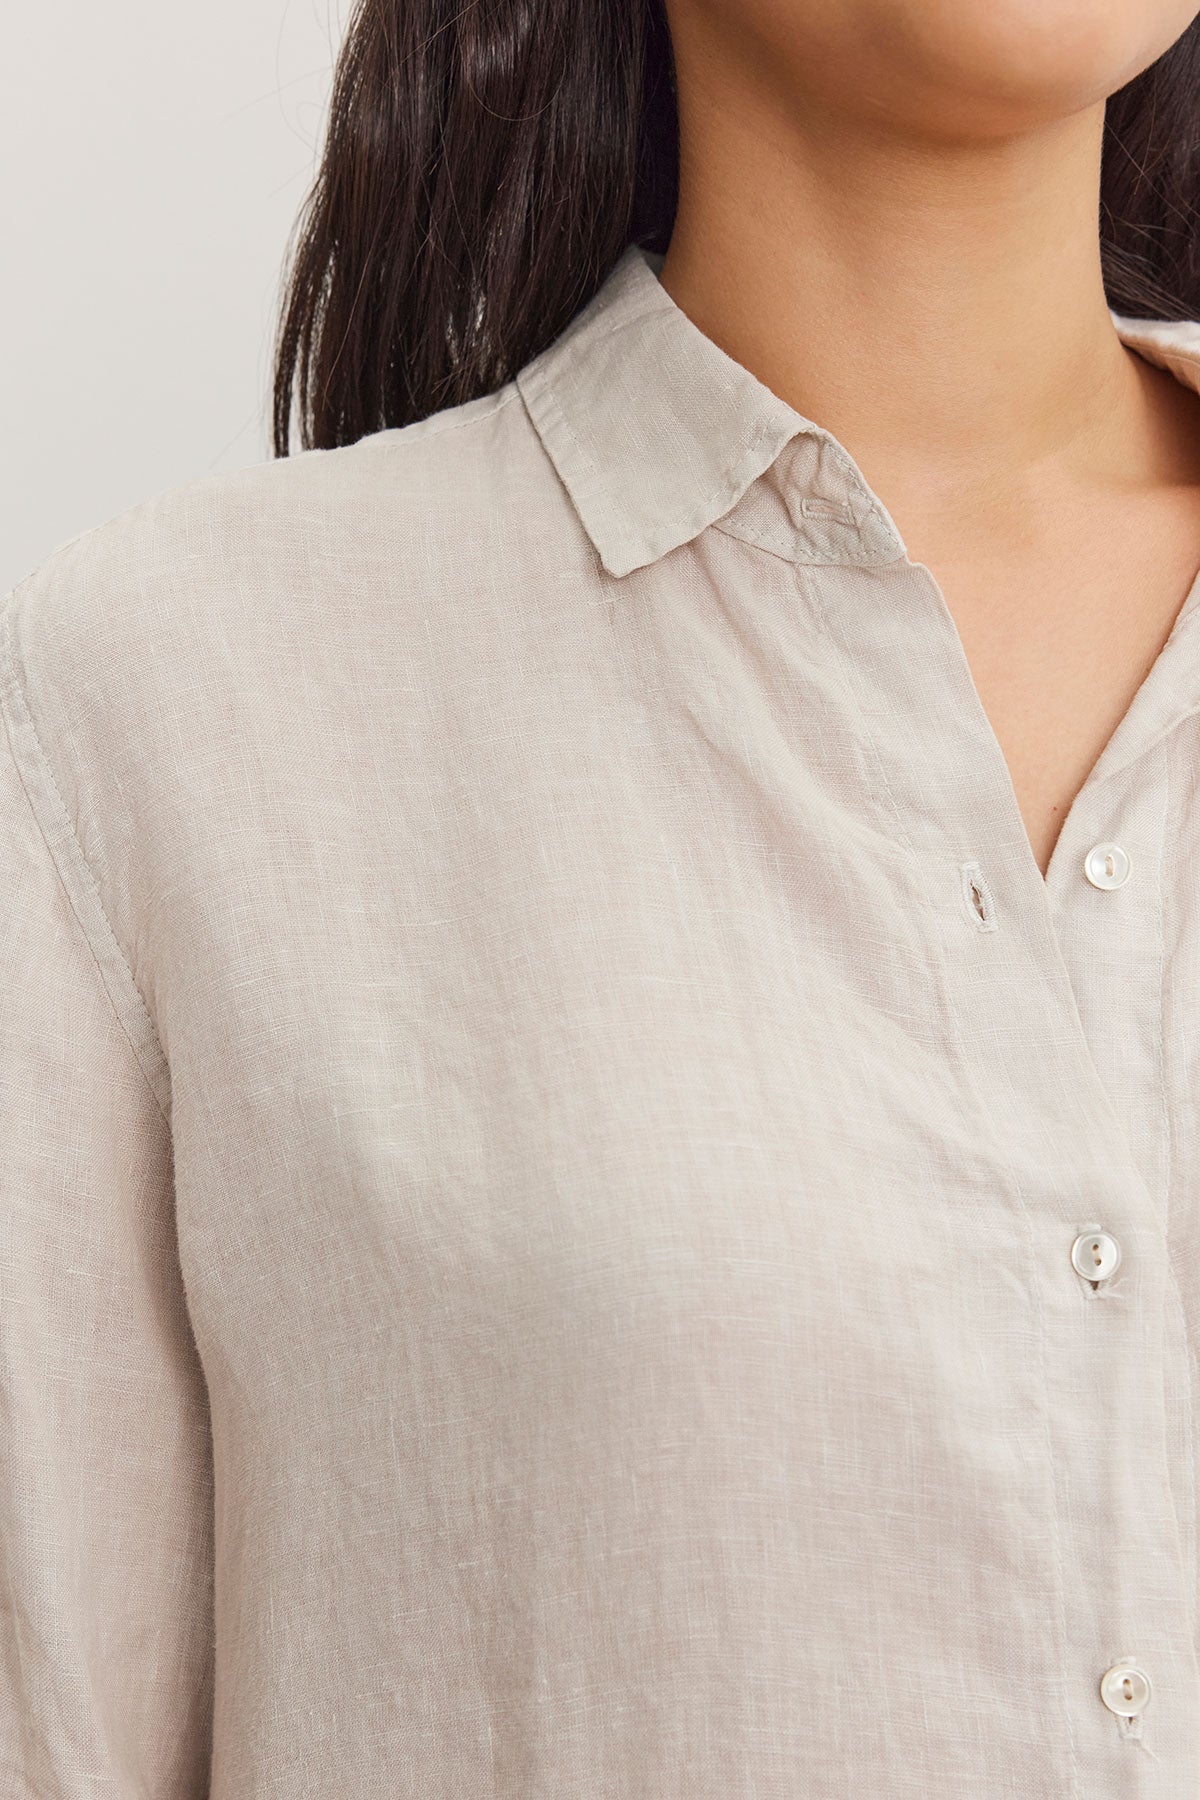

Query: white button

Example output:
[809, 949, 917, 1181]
[1070, 1230, 1121, 1283]
[1083, 842, 1131, 889]
[1099, 1662, 1152, 1716]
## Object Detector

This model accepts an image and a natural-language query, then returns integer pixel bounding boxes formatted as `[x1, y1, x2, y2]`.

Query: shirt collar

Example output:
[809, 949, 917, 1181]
[515, 239, 1200, 581]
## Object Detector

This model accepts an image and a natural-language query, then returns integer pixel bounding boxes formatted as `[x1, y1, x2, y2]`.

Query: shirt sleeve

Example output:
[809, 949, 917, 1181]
[0, 603, 214, 1793]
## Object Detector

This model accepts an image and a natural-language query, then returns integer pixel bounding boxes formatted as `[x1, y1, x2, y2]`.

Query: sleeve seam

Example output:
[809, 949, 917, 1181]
[0, 591, 172, 1130]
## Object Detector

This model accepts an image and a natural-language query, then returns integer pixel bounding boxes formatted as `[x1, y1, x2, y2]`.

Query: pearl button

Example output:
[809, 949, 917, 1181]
[1070, 1230, 1122, 1284]
[1083, 842, 1131, 889]
[1100, 1662, 1152, 1716]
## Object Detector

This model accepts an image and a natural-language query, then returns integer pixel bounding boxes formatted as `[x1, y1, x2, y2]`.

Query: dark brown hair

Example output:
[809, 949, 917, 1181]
[272, 4, 1200, 458]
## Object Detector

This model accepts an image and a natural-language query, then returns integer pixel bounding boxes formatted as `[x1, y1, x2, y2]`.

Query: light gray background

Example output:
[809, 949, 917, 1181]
[1, 2, 347, 595]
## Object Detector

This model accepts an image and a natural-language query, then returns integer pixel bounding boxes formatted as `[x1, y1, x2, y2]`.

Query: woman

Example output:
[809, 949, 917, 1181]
[4, 1, 1200, 1793]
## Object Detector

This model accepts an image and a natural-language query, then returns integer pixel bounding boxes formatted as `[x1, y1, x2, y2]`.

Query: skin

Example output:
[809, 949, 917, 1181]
[657, 0, 1200, 878]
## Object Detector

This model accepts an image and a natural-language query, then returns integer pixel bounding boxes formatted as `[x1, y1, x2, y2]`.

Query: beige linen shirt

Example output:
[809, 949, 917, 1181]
[6, 241, 1200, 1798]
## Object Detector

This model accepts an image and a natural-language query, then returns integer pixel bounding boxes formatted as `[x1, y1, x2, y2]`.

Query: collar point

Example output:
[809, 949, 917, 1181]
[596, 542, 653, 580]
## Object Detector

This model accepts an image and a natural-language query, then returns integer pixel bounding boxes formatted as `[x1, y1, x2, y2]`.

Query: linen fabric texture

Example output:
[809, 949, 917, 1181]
[5, 241, 1200, 1797]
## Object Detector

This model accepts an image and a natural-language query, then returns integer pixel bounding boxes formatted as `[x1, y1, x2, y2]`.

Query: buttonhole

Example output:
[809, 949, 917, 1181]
[800, 497, 856, 522]
[960, 861, 998, 932]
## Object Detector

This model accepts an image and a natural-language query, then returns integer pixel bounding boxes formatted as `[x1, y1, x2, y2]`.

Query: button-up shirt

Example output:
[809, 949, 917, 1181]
[5, 239, 1200, 1797]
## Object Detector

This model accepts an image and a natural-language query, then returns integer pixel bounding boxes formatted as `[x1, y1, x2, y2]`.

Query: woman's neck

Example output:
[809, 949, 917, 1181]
[656, 72, 1167, 524]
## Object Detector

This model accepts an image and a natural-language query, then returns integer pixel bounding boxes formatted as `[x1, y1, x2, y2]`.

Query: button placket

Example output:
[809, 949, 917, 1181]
[808, 532, 1197, 1776]
[1050, 780, 1179, 1746]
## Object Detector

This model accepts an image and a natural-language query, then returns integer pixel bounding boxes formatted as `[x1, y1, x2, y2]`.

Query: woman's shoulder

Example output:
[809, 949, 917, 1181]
[9, 378, 539, 638]
[0, 375, 582, 901]
[4, 374, 573, 737]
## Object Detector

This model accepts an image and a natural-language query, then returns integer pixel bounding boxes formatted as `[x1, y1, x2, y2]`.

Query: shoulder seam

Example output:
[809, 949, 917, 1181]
[9, 390, 527, 585]
[353, 382, 522, 453]
[0, 595, 172, 1130]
